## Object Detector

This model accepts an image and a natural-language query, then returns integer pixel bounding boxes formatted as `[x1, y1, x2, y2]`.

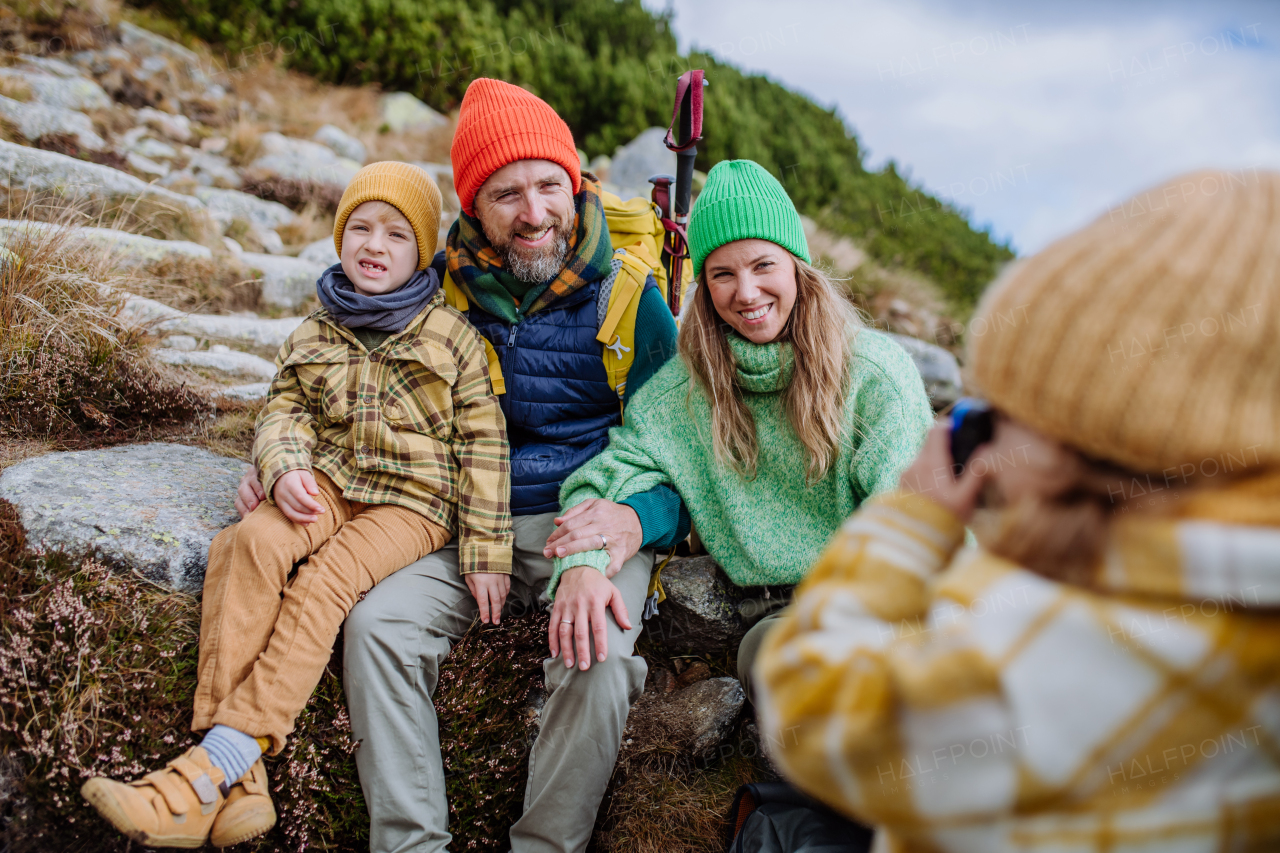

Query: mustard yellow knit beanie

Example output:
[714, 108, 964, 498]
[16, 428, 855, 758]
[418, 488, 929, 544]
[969, 168, 1280, 474]
[333, 161, 443, 270]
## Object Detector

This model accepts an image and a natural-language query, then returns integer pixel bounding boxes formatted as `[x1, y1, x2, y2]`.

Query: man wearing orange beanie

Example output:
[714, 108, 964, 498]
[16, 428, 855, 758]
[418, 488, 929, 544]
[343, 79, 684, 852]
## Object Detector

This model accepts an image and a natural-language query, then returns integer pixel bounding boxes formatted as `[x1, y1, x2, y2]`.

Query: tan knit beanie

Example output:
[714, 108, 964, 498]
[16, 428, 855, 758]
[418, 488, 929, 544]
[333, 161, 443, 270]
[969, 168, 1280, 474]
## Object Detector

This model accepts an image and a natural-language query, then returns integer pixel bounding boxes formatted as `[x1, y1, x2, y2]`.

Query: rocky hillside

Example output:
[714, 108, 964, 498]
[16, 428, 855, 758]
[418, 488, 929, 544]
[0, 3, 967, 851]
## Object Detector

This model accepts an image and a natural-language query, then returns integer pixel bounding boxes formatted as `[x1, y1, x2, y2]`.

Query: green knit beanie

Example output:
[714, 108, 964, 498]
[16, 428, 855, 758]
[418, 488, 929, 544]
[688, 159, 810, 278]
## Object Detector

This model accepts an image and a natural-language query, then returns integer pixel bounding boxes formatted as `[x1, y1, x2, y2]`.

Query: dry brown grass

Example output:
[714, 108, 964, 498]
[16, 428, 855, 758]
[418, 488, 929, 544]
[223, 116, 265, 166]
[0, 74, 30, 102]
[123, 251, 262, 315]
[3, 179, 218, 246]
[276, 201, 332, 252]
[0, 205, 207, 439]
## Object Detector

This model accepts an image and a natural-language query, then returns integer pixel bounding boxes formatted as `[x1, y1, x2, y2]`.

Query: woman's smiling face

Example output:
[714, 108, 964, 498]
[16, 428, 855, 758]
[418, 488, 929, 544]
[703, 239, 798, 344]
[340, 200, 419, 297]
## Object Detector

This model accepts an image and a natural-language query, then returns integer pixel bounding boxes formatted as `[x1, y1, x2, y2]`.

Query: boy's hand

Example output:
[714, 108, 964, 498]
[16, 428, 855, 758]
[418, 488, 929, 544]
[236, 466, 266, 518]
[898, 423, 989, 523]
[466, 572, 511, 625]
[274, 469, 326, 525]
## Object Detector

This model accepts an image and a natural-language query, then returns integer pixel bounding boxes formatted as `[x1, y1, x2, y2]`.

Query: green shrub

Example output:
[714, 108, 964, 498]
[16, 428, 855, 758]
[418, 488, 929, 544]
[140, 0, 1013, 307]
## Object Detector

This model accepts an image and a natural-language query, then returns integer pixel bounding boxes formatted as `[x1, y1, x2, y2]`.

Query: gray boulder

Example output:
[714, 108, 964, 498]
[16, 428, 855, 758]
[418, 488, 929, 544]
[195, 187, 294, 252]
[380, 92, 448, 133]
[18, 56, 84, 78]
[118, 21, 213, 88]
[0, 443, 244, 593]
[313, 123, 366, 165]
[622, 677, 745, 763]
[0, 219, 211, 273]
[608, 127, 675, 201]
[645, 556, 748, 655]
[0, 67, 112, 111]
[126, 150, 169, 178]
[246, 132, 361, 201]
[118, 292, 303, 349]
[220, 383, 271, 401]
[179, 149, 243, 189]
[0, 94, 106, 151]
[153, 344, 278, 380]
[241, 251, 324, 309]
[298, 237, 339, 268]
[887, 332, 963, 408]
[0, 141, 210, 240]
[136, 106, 193, 143]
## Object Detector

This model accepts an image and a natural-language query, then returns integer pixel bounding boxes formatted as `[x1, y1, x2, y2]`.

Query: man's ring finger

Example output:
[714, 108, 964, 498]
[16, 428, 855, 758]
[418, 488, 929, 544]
[599, 534, 607, 550]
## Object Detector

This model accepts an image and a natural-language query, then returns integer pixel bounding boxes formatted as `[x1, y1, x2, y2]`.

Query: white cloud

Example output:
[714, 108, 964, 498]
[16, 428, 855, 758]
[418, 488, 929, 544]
[647, 0, 1280, 253]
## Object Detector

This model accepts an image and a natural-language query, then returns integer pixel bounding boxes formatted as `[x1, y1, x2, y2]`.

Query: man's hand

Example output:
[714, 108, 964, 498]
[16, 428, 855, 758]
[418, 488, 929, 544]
[273, 469, 326, 525]
[898, 423, 989, 523]
[547, 566, 632, 671]
[542, 499, 642, 579]
[235, 466, 267, 518]
[466, 572, 511, 625]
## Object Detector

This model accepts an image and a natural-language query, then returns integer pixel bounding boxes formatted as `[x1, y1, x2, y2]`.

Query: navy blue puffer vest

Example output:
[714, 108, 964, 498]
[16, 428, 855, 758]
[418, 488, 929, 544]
[463, 280, 622, 515]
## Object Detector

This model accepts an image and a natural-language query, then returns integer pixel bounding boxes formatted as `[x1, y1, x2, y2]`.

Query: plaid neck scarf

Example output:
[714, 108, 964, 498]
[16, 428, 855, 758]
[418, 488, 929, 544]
[446, 178, 614, 324]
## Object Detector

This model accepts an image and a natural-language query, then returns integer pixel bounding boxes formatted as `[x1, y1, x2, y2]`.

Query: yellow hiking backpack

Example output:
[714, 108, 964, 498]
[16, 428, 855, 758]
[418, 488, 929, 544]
[441, 190, 694, 405]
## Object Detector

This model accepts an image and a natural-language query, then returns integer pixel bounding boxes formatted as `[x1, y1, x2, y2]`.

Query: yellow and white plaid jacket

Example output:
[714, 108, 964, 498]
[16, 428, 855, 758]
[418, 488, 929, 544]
[254, 292, 512, 575]
[757, 474, 1280, 852]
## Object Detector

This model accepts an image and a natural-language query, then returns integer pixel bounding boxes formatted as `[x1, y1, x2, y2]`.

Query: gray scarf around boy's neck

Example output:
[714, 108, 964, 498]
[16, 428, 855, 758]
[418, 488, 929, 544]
[315, 263, 440, 333]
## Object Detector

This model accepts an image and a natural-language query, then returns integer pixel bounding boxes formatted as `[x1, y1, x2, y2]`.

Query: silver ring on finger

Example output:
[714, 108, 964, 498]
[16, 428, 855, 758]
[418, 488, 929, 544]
[561, 619, 574, 625]
[599, 533, 608, 550]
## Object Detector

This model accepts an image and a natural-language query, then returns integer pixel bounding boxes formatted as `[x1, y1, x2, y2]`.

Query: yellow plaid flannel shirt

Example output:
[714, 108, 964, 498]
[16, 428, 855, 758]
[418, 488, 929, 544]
[758, 473, 1280, 852]
[254, 291, 512, 575]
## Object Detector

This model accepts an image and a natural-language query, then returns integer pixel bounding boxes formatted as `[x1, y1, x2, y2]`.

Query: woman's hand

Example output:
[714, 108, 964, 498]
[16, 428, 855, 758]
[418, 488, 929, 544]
[547, 566, 632, 670]
[466, 572, 511, 625]
[542, 499, 642, 579]
[898, 423, 990, 523]
[235, 466, 266, 518]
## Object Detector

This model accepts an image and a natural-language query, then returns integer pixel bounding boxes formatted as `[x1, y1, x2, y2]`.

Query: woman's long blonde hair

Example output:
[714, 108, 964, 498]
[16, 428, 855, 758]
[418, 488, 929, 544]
[677, 256, 861, 483]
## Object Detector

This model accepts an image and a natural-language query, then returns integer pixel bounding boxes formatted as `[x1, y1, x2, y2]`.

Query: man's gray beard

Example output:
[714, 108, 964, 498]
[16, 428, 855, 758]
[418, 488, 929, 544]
[502, 232, 571, 283]
[484, 217, 575, 283]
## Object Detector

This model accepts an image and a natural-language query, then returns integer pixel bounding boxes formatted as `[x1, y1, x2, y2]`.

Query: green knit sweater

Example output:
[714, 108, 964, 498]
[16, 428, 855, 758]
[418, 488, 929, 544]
[550, 328, 933, 595]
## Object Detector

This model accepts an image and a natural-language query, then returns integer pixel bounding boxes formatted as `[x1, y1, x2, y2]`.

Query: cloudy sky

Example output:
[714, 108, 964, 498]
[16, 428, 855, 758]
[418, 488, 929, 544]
[645, 0, 1280, 254]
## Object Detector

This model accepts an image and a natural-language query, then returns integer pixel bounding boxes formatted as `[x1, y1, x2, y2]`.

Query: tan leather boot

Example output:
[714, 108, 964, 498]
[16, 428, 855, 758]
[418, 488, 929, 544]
[80, 746, 228, 848]
[210, 757, 276, 847]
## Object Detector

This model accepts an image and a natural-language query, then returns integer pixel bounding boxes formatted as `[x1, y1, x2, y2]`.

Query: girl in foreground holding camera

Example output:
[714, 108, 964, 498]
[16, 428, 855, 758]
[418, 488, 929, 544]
[757, 169, 1280, 852]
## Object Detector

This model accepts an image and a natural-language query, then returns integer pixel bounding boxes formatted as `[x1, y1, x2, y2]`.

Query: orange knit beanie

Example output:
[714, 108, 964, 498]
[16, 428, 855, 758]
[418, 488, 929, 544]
[450, 78, 581, 217]
[968, 168, 1280, 474]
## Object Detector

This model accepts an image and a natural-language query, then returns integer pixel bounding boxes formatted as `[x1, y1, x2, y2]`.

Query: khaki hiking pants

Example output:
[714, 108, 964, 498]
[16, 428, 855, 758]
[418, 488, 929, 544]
[193, 471, 449, 753]
[343, 511, 654, 853]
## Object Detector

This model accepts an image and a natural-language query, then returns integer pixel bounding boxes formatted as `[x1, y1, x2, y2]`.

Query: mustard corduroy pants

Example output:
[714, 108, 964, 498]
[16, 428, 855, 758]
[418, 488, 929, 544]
[192, 471, 449, 752]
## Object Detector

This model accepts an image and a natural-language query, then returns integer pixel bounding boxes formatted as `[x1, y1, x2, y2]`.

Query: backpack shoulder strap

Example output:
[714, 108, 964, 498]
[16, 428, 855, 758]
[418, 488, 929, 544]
[441, 268, 470, 312]
[443, 270, 505, 395]
[596, 247, 651, 403]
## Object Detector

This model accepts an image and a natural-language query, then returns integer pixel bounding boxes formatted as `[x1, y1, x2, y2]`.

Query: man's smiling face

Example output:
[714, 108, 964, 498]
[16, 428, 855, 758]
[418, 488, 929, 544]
[473, 159, 576, 283]
[339, 200, 419, 297]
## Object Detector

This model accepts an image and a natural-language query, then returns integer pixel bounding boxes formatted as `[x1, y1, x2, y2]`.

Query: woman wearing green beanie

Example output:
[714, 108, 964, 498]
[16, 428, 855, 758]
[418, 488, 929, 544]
[541, 159, 932, 693]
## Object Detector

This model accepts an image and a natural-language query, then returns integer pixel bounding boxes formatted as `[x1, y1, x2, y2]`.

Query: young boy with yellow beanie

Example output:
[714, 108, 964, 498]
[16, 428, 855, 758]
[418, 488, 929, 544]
[80, 161, 513, 849]
[757, 169, 1280, 852]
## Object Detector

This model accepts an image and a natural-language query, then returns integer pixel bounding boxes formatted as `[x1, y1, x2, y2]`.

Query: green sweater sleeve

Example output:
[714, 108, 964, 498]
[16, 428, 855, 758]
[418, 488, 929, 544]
[848, 333, 935, 501]
[619, 284, 688, 549]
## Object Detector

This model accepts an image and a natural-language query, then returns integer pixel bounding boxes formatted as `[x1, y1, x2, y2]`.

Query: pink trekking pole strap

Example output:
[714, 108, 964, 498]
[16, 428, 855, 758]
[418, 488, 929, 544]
[663, 69, 704, 152]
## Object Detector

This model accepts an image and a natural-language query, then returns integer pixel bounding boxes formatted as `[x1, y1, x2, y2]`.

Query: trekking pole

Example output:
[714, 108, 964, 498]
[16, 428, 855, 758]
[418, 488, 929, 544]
[658, 68, 704, 317]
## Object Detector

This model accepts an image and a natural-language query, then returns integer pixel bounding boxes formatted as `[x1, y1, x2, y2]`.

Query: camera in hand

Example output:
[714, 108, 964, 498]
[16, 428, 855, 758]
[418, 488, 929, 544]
[949, 398, 994, 470]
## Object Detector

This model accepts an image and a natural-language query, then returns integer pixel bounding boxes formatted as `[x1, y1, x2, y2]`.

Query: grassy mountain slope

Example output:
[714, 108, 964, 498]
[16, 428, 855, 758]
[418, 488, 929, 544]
[144, 0, 1013, 308]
